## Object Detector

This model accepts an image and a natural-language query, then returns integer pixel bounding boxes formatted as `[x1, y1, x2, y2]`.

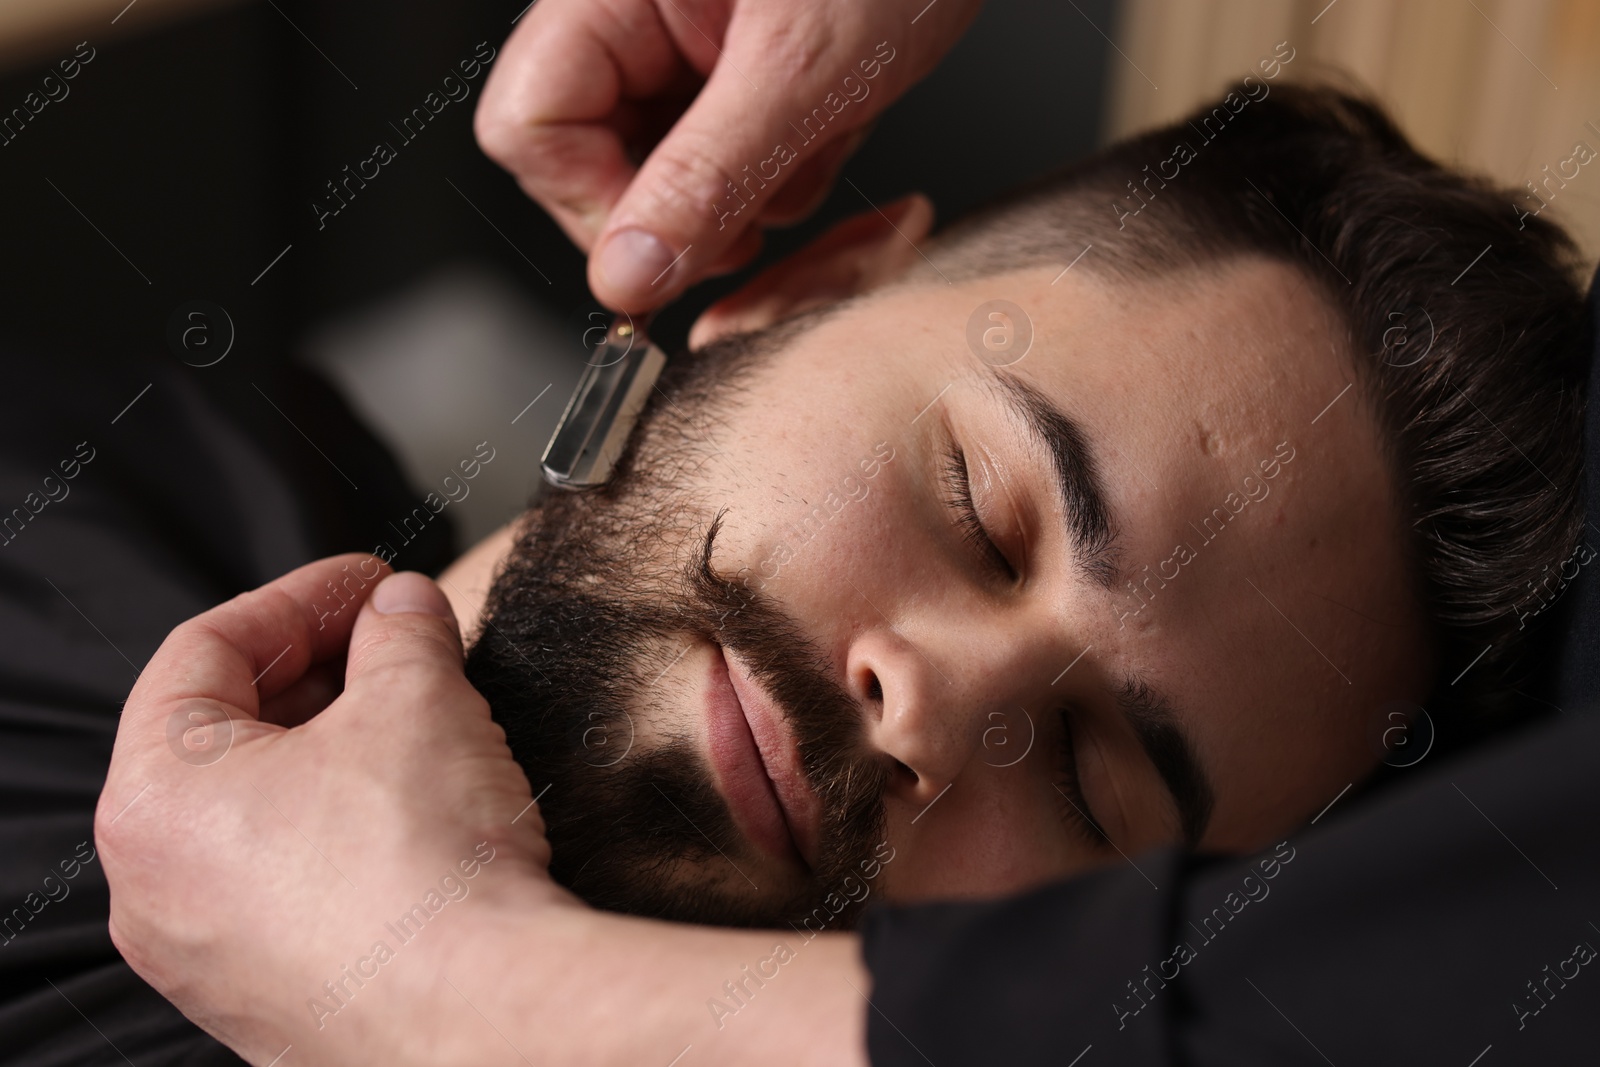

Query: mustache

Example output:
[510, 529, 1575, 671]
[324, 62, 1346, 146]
[684, 514, 892, 911]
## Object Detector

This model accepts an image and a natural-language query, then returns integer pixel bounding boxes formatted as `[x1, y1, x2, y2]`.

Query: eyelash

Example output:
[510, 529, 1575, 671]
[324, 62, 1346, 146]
[941, 442, 1017, 581]
[1053, 711, 1111, 848]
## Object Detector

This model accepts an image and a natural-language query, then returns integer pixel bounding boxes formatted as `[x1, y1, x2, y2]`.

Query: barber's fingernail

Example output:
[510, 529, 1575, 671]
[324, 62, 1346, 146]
[596, 228, 680, 297]
[371, 572, 453, 619]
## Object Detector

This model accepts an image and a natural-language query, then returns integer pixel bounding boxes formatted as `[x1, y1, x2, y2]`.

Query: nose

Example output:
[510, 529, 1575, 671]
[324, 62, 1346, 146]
[849, 627, 995, 805]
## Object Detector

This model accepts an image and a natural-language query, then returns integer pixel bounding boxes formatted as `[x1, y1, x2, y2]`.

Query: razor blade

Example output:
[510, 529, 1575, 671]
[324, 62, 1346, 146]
[541, 315, 668, 489]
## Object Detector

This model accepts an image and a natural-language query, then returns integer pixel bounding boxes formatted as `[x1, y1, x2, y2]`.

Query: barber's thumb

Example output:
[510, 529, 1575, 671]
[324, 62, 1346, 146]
[589, 168, 771, 311]
[344, 572, 465, 686]
[590, 87, 777, 311]
[591, 219, 697, 313]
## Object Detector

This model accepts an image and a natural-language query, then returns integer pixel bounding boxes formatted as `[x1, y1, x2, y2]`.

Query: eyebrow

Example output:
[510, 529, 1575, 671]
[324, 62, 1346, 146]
[1115, 674, 1216, 848]
[988, 372, 1122, 588]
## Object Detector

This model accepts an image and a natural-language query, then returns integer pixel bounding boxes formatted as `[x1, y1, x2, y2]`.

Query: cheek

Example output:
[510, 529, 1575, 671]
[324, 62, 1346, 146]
[1163, 586, 1413, 852]
[716, 449, 911, 592]
[701, 376, 919, 595]
[870, 765, 1081, 905]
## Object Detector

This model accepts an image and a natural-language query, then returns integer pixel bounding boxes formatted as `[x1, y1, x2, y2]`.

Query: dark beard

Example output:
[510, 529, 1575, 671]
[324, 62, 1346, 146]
[463, 327, 891, 929]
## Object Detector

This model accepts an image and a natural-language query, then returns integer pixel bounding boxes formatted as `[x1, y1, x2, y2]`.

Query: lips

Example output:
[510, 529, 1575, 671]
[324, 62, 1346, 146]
[703, 643, 820, 870]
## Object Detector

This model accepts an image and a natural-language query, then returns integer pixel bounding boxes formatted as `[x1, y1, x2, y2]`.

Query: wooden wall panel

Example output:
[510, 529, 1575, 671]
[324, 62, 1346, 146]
[1104, 0, 1600, 266]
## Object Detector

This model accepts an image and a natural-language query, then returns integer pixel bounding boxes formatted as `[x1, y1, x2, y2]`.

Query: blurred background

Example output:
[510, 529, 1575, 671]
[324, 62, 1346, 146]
[0, 0, 1595, 553]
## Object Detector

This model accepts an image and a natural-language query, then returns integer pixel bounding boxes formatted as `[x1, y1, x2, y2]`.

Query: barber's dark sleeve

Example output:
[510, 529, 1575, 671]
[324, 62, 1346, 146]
[861, 712, 1600, 1066]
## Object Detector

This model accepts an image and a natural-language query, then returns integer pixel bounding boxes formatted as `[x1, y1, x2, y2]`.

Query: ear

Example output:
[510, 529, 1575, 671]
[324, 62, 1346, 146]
[689, 194, 934, 349]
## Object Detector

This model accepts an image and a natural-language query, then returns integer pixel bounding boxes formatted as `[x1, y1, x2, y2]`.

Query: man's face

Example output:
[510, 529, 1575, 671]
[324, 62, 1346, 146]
[462, 255, 1433, 928]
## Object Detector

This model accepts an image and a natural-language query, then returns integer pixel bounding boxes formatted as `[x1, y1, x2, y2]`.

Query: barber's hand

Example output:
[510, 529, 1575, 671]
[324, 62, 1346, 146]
[475, 0, 980, 313]
[96, 556, 569, 1063]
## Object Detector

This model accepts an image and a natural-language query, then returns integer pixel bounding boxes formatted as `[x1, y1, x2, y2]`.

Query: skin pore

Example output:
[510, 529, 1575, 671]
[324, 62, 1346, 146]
[442, 241, 1435, 922]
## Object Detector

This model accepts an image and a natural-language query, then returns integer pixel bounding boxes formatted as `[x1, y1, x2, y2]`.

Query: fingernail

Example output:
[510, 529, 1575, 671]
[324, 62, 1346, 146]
[372, 572, 453, 619]
[596, 228, 680, 298]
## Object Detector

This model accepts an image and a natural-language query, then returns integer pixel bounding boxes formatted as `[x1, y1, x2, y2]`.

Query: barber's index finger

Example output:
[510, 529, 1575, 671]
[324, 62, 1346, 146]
[122, 553, 390, 730]
[476, 0, 697, 243]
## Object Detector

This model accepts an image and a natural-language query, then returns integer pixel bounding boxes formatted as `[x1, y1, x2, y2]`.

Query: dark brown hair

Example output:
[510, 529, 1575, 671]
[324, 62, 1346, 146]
[932, 82, 1591, 723]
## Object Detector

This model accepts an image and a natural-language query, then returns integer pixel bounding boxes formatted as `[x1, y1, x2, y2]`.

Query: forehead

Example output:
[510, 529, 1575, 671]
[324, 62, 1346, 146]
[755, 255, 1357, 458]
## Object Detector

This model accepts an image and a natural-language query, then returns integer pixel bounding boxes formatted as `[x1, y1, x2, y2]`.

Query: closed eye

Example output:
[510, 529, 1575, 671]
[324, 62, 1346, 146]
[941, 441, 1017, 581]
[1052, 705, 1111, 848]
